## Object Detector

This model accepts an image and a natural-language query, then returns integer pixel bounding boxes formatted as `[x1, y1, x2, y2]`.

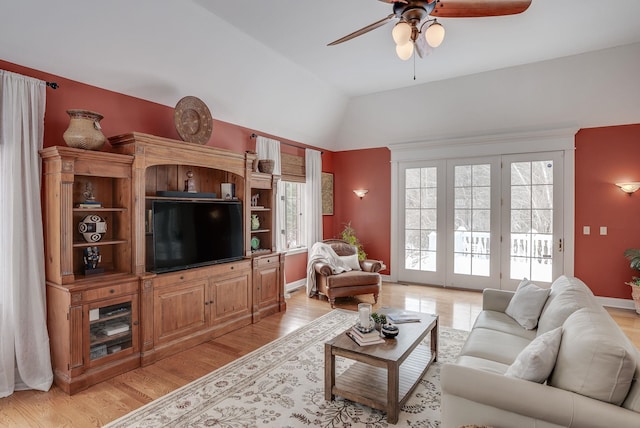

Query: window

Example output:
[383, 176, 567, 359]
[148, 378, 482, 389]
[281, 181, 306, 250]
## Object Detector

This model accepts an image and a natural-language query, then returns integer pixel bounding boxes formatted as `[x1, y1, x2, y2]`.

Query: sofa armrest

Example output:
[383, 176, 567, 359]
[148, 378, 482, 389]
[442, 363, 640, 428]
[314, 262, 333, 276]
[482, 288, 515, 312]
[360, 259, 382, 273]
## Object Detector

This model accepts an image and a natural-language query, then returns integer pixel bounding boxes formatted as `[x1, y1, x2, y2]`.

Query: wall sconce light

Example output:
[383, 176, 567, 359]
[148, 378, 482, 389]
[615, 182, 640, 195]
[353, 189, 369, 199]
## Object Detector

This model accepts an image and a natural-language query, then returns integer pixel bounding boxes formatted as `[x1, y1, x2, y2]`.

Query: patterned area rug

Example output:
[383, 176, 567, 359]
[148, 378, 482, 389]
[105, 309, 467, 428]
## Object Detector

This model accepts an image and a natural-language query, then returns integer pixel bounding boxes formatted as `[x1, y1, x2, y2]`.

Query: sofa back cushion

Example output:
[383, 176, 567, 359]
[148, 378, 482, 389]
[549, 308, 637, 405]
[537, 275, 596, 335]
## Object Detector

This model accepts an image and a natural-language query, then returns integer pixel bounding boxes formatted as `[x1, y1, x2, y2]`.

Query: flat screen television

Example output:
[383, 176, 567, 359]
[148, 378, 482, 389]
[150, 200, 243, 273]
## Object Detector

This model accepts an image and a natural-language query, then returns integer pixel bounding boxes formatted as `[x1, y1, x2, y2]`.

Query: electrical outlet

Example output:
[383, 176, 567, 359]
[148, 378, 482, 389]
[583, 226, 590, 235]
[600, 226, 607, 236]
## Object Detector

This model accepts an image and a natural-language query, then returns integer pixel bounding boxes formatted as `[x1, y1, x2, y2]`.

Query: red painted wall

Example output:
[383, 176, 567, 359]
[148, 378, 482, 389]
[332, 148, 391, 273]
[575, 124, 640, 299]
[0, 59, 312, 155]
[1, 59, 330, 285]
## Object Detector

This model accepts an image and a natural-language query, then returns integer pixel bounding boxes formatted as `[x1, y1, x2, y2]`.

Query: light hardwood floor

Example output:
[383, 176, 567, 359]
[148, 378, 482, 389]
[2, 282, 639, 427]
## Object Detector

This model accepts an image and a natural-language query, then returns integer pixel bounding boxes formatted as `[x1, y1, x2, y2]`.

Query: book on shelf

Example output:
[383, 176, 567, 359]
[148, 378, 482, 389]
[104, 322, 130, 336]
[347, 328, 384, 346]
[77, 201, 102, 208]
[386, 311, 421, 323]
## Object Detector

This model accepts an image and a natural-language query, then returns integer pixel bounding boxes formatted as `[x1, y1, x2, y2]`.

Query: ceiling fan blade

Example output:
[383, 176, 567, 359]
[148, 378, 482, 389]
[431, 0, 531, 18]
[328, 13, 396, 46]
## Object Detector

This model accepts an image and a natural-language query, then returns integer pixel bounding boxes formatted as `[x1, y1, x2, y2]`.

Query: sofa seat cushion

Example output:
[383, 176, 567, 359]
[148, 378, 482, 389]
[455, 355, 510, 375]
[459, 327, 532, 365]
[549, 308, 637, 405]
[473, 310, 537, 341]
[505, 327, 562, 383]
[324, 270, 380, 289]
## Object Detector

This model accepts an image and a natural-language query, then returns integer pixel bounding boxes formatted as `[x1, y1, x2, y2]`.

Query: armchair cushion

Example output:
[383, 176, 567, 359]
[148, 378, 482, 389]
[322, 270, 380, 289]
[339, 253, 361, 271]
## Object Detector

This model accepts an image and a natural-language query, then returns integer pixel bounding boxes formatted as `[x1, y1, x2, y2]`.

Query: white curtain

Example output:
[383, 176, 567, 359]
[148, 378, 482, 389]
[256, 136, 287, 252]
[0, 70, 53, 397]
[305, 149, 323, 247]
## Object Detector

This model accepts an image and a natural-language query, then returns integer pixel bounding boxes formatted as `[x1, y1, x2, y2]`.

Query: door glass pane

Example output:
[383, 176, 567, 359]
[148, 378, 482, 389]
[510, 161, 553, 282]
[453, 164, 491, 277]
[405, 167, 437, 271]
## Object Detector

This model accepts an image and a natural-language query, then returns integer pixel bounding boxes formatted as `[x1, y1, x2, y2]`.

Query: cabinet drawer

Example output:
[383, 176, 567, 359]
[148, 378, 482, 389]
[154, 260, 252, 289]
[218, 259, 251, 273]
[254, 255, 280, 268]
[83, 281, 138, 301]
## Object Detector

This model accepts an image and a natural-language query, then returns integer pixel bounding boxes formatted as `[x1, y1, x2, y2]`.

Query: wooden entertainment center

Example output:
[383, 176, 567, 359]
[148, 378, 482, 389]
[41, 132, 285, 394]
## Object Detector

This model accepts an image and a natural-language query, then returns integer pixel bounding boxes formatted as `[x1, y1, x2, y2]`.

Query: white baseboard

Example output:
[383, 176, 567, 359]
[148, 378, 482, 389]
[596, 296, 636, 311]
[285, 279, 306, 295]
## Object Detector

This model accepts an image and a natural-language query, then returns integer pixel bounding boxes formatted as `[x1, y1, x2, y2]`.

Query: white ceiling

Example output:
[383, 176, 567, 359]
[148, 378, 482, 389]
[2, 0, 640, 151]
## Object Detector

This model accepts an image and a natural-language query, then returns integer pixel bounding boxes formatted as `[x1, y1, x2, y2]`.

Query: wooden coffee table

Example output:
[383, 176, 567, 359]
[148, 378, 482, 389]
[324, 312, 438, 424]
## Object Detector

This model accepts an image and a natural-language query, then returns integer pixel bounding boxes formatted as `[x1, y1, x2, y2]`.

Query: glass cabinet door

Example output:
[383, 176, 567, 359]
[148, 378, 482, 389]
[86, 294, 138, 366]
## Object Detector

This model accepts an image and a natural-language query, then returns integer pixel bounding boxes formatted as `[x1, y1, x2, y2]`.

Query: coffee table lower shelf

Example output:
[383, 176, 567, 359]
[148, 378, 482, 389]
[331, 344, 434, 417]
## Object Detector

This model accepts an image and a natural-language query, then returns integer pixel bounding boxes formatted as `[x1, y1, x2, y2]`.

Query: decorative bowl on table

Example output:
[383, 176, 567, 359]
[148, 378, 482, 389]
[381, 323, 399, 338]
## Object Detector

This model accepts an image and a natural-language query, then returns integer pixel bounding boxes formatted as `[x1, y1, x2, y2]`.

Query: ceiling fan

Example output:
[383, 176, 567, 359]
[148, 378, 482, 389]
[328, 0, 532, 60]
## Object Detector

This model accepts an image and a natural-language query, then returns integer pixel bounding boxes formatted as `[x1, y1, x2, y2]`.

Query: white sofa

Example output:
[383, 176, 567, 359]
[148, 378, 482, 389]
[441, 275, 640, 427]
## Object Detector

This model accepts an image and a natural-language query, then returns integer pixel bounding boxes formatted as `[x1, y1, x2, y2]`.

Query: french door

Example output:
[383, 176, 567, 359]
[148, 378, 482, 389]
[398, 152, 564, 290]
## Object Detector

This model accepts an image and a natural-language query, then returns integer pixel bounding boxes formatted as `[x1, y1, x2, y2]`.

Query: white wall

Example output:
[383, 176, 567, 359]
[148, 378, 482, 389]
[334, 43, 640, 150]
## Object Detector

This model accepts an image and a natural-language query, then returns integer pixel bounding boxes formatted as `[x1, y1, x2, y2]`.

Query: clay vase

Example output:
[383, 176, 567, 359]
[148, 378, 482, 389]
[63, 109, 106, 150]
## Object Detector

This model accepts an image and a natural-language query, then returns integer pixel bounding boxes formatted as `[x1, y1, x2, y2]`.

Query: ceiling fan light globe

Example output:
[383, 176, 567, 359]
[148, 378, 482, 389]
[392, 21, 412, 45]
[425, 22, 445, 48]
[396, 41, 414, 60]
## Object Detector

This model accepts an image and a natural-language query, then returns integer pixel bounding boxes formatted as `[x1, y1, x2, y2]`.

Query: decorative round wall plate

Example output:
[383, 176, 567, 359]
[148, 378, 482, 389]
[78, 214, 107, 242]
[174, 96, 213, 144]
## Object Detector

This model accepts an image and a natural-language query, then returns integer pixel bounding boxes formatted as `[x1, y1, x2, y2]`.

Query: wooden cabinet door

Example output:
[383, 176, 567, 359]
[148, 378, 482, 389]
[252, 254, 282, 321]
[153, 279, 206, 345]
[256, 265, 279, 309]
[208, 270, 251, 325]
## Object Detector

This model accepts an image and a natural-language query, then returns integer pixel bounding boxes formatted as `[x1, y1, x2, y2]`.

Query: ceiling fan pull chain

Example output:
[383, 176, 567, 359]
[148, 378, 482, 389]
[413, 48, 416, 80]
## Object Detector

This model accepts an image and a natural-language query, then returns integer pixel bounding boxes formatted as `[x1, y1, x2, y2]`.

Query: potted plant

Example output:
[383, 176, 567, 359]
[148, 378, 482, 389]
[371, 313, 387, 331]
[622, 248, 640, 314]
[340, 221, 367, 261]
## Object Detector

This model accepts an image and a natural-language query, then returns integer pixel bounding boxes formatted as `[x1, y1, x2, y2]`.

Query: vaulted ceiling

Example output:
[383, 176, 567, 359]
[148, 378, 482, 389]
[2, 0, 640, 151]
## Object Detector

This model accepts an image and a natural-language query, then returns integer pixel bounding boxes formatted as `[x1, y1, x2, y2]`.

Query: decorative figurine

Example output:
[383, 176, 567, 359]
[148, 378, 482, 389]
[184, 170, 196, 193]
[83, 181, 96, 202]
[83, 246, 104, 274]
[251, 193, 260, 207]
